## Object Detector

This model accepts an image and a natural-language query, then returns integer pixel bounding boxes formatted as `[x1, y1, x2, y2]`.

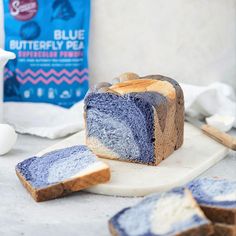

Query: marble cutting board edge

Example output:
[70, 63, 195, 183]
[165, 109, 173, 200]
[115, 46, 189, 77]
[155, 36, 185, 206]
[37, 122, 229, 197]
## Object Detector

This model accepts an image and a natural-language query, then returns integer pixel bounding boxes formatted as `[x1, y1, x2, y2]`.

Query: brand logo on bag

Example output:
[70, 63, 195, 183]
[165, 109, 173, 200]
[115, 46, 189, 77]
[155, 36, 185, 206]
[9, 0, 38, 21]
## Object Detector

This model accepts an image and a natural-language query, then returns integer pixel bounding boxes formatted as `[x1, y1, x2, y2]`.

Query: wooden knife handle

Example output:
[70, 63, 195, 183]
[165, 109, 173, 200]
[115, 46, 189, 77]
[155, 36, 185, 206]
[201, 124, 236, 150]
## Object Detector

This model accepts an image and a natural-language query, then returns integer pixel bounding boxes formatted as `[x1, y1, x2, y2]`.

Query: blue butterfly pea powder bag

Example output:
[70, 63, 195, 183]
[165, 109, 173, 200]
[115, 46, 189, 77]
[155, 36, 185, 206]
[3, 0, 90, 108]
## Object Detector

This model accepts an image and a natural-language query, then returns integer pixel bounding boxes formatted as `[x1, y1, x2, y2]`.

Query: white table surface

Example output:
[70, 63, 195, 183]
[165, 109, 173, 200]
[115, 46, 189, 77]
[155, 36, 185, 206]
[0, 132, 236, 236]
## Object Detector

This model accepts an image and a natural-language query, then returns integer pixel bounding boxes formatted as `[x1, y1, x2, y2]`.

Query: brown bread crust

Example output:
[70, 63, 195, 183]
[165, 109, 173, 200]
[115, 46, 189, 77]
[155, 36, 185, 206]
[201, 205, 236, 225]
[142, 75, 184, 164]
[153, 98, 177, 164]
[16, 167, 110, 202]
[108, 221, 213, 236]
[213, 223, 236, 236]
[142, 74, 184, 150]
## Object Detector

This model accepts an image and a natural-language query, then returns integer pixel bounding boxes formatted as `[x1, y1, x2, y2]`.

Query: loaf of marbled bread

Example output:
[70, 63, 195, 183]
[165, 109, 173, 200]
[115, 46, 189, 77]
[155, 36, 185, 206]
[187, 178, 236, 225]
[109, 187, 213, 236]
[16, 145, 110, 202]
[84, 73, 184, 165]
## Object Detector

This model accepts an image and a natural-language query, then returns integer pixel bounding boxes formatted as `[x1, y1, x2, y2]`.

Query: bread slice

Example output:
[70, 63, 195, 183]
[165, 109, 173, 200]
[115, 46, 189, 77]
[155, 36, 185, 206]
[213, 223, 236, 236]
[16, 145, 110, 202]
[187, 178, 236, 225]
[109, 187, 213, 236]
[84, 73, 184, 165]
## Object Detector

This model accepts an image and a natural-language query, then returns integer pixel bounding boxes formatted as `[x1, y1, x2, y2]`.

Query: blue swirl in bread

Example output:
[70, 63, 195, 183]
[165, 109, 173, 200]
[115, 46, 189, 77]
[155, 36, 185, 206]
[188, 178, 236, 208]
[16, 145, 110, 201]
[187, 178, 236, 225]
[109, 187, 212, 236]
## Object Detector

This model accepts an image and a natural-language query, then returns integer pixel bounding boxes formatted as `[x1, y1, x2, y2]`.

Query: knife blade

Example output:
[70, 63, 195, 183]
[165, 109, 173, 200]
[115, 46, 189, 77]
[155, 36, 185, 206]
[185, 115, 236, 150]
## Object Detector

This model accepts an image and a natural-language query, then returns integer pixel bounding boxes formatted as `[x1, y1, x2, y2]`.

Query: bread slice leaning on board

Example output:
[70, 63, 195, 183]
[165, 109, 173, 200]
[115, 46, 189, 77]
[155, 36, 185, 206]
[16, 145, 110, 202]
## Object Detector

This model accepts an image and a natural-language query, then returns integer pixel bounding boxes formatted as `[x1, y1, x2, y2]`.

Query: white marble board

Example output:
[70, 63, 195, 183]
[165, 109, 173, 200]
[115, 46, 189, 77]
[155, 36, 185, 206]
[37, 123, 229, 197]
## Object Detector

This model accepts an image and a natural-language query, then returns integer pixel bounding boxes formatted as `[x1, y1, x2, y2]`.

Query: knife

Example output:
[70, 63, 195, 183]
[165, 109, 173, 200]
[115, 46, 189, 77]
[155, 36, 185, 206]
[185, 115, 236, 150]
